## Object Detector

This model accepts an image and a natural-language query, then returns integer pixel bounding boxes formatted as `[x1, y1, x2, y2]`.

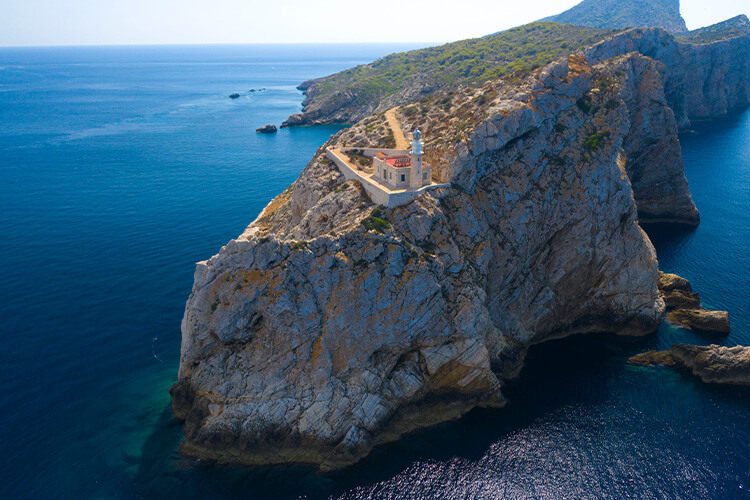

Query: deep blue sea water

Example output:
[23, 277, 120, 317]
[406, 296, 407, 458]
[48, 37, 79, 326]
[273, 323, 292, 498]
[1, 45, 749, 499]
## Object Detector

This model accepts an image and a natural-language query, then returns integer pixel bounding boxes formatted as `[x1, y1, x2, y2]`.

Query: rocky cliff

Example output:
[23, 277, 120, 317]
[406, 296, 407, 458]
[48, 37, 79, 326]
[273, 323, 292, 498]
[583, 16, 750, 129]
[171, 53, 676, 470]
[285, 18, 750, 131]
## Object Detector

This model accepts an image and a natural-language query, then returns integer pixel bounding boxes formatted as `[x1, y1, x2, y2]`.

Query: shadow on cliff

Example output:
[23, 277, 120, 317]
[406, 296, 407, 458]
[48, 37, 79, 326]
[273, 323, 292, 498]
[125, 329, 749, 500]
[322, 333, 659, 493]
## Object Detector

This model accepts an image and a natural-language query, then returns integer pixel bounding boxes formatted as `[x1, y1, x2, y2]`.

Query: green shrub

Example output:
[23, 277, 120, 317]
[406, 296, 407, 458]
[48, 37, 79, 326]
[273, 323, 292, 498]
[361, 217, 390, 233]
[583, 131, 610, 151]
[604, 99, 619, 110]
[576, 95, 594, 114]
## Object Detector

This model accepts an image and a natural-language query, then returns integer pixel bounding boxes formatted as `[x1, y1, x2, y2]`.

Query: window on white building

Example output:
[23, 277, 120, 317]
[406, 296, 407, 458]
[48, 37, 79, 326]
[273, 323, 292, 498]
[401, 174, 405, 182]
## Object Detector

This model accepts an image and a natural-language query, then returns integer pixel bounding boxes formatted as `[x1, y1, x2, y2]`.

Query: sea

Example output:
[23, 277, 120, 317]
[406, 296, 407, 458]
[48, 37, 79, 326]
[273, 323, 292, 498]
[0, 44, 748, 500]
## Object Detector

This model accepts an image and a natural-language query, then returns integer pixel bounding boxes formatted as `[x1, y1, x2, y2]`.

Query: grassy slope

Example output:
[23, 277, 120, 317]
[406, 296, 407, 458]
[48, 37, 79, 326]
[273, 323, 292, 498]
[545, 0, 688, 33]
[301, 22, 616, 115]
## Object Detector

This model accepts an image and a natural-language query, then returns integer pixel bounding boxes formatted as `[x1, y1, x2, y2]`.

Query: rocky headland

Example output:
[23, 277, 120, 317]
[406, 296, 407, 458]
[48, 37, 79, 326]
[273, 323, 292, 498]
[630, 344, 750, 385]
[284, 17, 750, 135]
[171, 16, 748, 471]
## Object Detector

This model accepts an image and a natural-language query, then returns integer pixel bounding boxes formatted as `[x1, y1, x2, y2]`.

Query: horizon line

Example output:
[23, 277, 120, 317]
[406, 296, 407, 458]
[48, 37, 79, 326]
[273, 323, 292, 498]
[0, 40, 445, 50]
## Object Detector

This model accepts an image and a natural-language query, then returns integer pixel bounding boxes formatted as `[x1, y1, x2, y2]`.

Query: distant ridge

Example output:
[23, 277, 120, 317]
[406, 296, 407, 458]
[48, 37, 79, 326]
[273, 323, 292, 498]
[677, 14, 750, 44]
[544, 0, 688, 34]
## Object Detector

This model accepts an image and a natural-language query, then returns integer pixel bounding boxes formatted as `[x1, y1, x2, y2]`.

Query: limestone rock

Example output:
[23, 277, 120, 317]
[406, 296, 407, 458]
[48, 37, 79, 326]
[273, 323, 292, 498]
[633, 344, 750, 385]
[285, 18, 750, 134]
[172, 53, 670, 470]
[670, 344, 750, 385]
[656, 271, 731, 333]
[658, 272, 700, 309]
[281, 113, 304, 128]
[628, 349, 677, 366]
[255, 124, 277, 134]
[668, 309, 731, 334]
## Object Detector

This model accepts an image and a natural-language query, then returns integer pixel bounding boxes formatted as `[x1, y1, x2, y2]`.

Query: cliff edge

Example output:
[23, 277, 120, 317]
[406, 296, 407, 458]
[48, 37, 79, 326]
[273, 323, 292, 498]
[285, 18, 750, 134]
[170, 53, 677, 470]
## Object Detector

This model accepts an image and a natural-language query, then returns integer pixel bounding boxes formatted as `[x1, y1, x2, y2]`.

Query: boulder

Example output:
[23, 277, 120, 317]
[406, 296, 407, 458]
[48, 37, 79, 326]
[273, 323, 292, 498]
[629, 344, 750, 385]
[668, 309, 731, 334]
[229, 93, 241, 99]
[628, 349, 677, 366]
[657, 271, 729, 332]
[256, 124, 277, 134]
[670, 344, 750, 385]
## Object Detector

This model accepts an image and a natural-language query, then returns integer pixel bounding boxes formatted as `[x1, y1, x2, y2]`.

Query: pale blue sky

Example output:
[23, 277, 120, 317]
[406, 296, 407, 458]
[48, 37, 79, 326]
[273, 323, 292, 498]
[1, 0, 747, 46]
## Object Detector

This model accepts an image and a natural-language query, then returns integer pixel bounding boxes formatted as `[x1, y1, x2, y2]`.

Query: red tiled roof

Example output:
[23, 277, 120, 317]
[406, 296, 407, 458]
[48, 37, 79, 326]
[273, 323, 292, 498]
[385, 155, 411, 167]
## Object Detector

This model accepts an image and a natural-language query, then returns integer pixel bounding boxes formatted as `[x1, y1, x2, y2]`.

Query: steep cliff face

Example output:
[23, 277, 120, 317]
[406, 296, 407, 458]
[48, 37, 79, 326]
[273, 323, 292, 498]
[583, 17, 750, 129]
[171, 54, 669, 470]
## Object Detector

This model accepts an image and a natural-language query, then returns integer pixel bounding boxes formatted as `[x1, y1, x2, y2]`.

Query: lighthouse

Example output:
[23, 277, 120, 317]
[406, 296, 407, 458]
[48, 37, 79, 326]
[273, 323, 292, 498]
[409, 128, 424, 187]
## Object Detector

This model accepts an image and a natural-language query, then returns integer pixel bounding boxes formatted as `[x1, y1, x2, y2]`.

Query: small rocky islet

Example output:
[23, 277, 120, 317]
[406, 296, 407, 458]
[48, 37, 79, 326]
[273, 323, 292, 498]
[172, 9, 750, 471]
[255, 124, 277, 134]
[658, 271, 731, 333]
[627, 271, 742, 385]
[630, 345, 750, 385]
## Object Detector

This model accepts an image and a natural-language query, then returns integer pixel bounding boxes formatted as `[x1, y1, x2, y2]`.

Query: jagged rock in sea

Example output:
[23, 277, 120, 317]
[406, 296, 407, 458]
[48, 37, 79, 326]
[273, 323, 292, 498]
[171, 53, 677, 470]
[229, 93, 241, 99]
[658, 272, 700, 309]
[630, 344, 750, 385]
[668, 309, 731, 334]
[656, 271, 731, 333]
[255, 124, 277, 134]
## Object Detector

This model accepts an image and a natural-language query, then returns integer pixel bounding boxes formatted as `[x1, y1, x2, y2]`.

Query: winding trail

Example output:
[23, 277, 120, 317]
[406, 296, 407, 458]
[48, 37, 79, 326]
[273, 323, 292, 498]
[385, 107, 409, 149]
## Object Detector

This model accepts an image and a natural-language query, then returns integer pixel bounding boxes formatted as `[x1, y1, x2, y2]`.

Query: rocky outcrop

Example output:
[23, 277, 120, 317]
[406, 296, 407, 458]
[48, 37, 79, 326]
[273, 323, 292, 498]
[390, 53, 699, 224]
[282, 19, 750, 225]
[629, 349, 678, 366]
[615, 55, 699, 224]
[229, 93, 240, 99]
[583, 17, 750, 129]
[657, 271, 731, 333]
[671, 344, 750, 384]
[658, 272, 700, 309]
[630, 344, 750, 385]
[668, 309, 731, 334]
[172, 53, 671, 470]
[544, 0, 688, 34]
[256, 124, 277, 134]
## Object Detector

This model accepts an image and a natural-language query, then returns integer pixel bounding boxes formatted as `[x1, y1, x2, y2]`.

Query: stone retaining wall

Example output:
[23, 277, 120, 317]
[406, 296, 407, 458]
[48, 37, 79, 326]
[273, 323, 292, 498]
[325, 148, 449, 208]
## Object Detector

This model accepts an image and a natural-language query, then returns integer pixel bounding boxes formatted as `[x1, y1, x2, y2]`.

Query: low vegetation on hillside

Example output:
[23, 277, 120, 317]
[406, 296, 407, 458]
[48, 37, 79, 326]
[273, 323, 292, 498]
[301, 22, 616, 119]
[544, 0, 687, 33]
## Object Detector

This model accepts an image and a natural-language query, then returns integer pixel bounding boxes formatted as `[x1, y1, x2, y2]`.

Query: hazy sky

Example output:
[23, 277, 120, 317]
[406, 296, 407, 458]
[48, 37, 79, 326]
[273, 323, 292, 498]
[1, 0, 747, 47]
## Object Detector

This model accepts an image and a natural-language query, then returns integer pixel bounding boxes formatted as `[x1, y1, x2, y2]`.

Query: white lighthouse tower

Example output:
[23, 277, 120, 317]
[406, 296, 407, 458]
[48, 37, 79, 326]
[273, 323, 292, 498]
[409, 128, 424, 187]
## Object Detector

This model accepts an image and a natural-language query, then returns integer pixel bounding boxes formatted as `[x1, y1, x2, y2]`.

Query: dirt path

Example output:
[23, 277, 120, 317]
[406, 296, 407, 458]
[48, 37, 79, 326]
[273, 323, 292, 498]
[385, 107, 409, 150]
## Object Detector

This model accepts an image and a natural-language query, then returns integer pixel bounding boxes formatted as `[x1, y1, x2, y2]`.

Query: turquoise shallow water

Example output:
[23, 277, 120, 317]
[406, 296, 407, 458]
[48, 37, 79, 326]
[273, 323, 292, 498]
[1, 45, 749, 499]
